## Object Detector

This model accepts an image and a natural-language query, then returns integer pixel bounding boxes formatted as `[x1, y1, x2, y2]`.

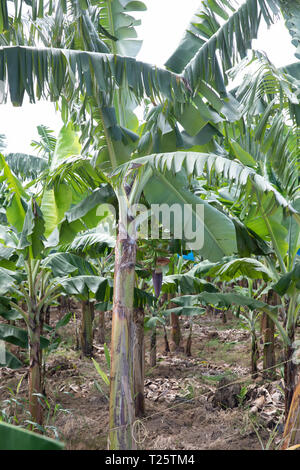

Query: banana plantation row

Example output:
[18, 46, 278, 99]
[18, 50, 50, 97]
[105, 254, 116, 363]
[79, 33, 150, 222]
[0, 0, 300, 450]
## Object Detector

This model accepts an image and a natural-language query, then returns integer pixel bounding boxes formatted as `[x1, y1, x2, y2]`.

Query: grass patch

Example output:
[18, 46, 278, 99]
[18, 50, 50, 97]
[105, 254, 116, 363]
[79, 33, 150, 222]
[197, 336, 248, 366]
[199, 370, 236, 384]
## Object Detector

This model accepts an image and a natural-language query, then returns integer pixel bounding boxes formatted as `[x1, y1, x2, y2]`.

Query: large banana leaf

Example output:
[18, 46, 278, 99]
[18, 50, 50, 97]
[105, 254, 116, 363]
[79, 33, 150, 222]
[41, 125, 113, 242]
[0, 267, 17, 295]
[4, 153, 48, 181]
[0, 153, 28, 232]
[18, 198, 45, 258]
[41, 124, 81, 238]
[244, 192, 289, 259]
[118, 151, 300, 220]
[54, 184, 116, 245]
[0, 296, 22, 321]
[206, 257, 274, 282]
[65, 226, 116, 254]
[164, 294, 206, 316]
[41, 184, 73, 239]
[162, 273, 218, 295]
[50, 123, 81, 172]
[0, 349, 23, 369]
[0, 46, 188, 106]
[99, 0, 146, 57]
[63, 186, 115, 224]
[143, 171, 237, 261]
[114, 151, 300, 262]
[60, 275, 109, 299]
[0, 324, 49, 349]
[166, 0, 280, 94]
[1, 0, 145, 56]
[281, 1, 300, 60]
[273, 262, 300, 296]
[164, 306, 206, 317]
[43, 252, 97, 277]
[0, 421, 64, 450]
[231, 218, 272, 256]
[137, 99, 224, 159]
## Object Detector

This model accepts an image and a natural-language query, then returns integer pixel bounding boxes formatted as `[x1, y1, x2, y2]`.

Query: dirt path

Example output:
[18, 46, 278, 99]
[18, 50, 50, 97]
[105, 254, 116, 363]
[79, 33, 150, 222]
[0, 311, 286, 450]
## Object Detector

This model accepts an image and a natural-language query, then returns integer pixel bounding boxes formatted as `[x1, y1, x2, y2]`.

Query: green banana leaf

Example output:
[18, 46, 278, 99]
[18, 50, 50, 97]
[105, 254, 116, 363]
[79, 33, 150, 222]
[0, 153, 28, 232]
[164, 306, 206, 317]
[0, 349, 23, 369]
[0, 421, 64, 450]
[0, 324, 49, 349]
[273, 263, 300, 296]
[18, 198, 46, 259]
[206, 257, 274, 282]
[43, 252, 97, 277]
[143, 171, 237, 262]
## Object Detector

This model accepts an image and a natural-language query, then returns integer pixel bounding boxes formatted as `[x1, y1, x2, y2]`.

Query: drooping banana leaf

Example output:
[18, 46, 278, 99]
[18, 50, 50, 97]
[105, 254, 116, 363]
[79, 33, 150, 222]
[206, 257, 274, 282]
[0, 153, 29, 232]
[4, 153, 48, 181]
[272, 262, 300, 296]
[0, 349, 23, 369]
[162, 273, 218, 295]
[116, 151, 300, 223]
[143, 170, 237, 262]
[0, 46, 188, 106]
[0, 323, 49, 349]
[18, 198, 45, 259]
[60, 275, 109, 300]
[166, 0, 280, 95]
[43, 252, 97, 277]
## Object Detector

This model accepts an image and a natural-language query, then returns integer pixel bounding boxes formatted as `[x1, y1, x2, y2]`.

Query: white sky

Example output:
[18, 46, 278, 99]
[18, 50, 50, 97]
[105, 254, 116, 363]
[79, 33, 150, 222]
[0, 0, 298, 154]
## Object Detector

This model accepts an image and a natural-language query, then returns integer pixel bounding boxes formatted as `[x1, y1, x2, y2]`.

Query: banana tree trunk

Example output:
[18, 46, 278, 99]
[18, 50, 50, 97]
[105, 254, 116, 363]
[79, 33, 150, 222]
[284, 324, 297, 419]
[149, 327, 157, 367]
[284, 295, 299, 420]
[109, 227, 137, 450]
[80, 300, 94, 357]
[28, 312, 43, 426]
[98, 310, 106, 344]
[262, 312, 276, 379]
[185, 322, 192, 357]
[168, 294, 182, 352]
[261, 290, 277, 379]
[133, 307, 145, 417]
[251, 330, 259, 379]
[170, 312, 182, 351]
[40, 305, 47, 395]
[163, 325, 170, 353]
[45, 305, 50, 326]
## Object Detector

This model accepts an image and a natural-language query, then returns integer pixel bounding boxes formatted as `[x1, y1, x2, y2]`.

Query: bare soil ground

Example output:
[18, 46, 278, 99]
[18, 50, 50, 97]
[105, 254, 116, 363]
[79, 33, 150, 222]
[0, 307, 288, 450]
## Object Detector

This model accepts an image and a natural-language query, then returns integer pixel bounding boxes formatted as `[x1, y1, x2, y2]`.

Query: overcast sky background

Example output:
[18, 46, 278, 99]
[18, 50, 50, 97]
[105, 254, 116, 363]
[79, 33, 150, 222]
[0, 0, 297, 154]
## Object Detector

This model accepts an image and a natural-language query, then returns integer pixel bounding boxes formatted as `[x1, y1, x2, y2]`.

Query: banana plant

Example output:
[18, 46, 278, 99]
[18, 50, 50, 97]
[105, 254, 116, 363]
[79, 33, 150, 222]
[272, 264, 300, 417]
[164, 295, 206, 357]
[217, 49, 300, 412]
[0, 0, 299, 450]
[239, 306, 261, 379]
[204, 257, 276, 375]
[0, 198, 62, 425]
[144, 301, 168, 368]
[62, 226, 116, 346]
[43, 251, 113, 357]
